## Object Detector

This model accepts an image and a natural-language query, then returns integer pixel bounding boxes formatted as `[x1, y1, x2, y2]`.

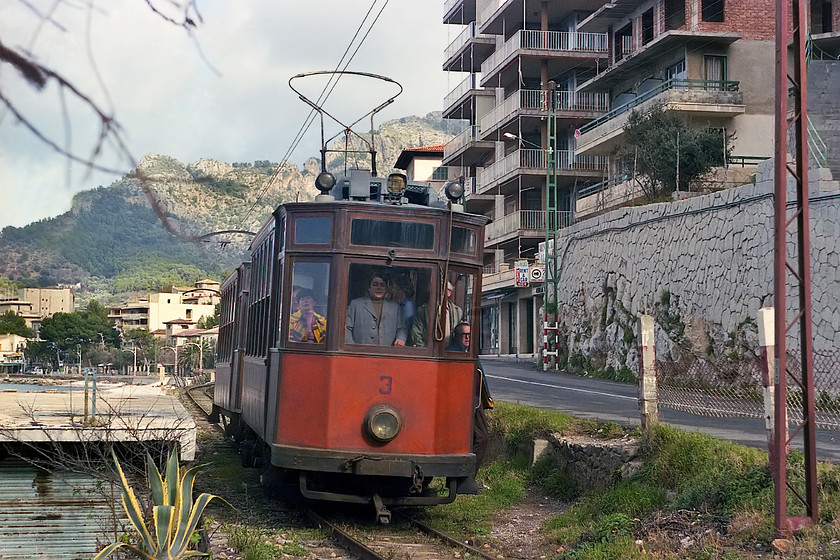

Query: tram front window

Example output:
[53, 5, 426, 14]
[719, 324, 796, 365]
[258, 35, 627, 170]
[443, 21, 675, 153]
[345, 264, 431, 347]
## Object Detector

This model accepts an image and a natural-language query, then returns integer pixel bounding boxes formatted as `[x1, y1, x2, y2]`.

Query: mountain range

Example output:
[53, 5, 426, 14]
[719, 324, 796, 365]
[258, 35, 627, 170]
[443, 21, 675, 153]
[0, 113, 460, 306]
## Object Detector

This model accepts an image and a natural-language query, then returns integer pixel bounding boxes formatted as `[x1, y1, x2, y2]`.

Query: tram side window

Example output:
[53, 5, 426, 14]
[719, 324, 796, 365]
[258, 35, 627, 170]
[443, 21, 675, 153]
[415, 270, 477, 350]
[345, 264, 432, 347]
[288, 261, 330, 344]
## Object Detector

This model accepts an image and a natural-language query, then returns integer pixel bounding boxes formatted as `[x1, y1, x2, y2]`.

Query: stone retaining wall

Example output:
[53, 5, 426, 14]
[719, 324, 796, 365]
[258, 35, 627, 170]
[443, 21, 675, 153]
[554, 159, 840, 363]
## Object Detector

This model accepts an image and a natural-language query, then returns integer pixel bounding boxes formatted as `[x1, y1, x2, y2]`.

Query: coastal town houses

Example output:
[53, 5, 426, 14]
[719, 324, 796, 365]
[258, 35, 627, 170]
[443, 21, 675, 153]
[442, 0, 840, 356]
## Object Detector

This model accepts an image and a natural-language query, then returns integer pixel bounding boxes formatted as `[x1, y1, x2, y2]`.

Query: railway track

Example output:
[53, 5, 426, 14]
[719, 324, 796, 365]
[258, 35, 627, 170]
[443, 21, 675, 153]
[306, 506, 501, 560]
[184, 382, 502, 559]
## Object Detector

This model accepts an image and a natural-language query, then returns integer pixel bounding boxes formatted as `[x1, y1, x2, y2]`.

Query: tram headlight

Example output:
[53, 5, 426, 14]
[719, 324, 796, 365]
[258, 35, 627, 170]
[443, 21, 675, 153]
[444, 178, 465, 201]
[387, 173, 407, 195]
[315, 171, 336, 194]
[364, 405, 402, 443]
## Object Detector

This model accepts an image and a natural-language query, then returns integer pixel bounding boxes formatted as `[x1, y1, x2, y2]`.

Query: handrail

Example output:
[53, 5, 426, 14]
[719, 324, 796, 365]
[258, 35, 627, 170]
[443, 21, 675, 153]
[727, 155, 771, 167]
[577, 173, 630, 199]
[578, 78, 741, 135]
[482, 29, 608, 78]
[807, 115, 829, 168]
[445, 22, 475, 62]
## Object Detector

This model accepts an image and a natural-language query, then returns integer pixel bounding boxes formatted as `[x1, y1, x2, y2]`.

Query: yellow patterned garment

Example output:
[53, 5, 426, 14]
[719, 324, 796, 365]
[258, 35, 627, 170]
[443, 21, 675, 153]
[289, 310, 327, 343]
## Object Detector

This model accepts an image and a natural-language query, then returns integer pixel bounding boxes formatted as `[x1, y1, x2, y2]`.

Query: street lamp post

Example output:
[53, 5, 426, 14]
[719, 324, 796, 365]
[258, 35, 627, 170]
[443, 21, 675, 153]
[122, 346, 138, 375]
[159, 345, 179, 377]
[180, 341, 204, 375]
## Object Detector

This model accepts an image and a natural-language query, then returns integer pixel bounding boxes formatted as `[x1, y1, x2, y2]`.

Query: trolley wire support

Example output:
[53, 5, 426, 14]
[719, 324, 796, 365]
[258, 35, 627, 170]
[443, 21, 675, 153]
[772, 0, 819, 537]
[543, 80, 560, 372]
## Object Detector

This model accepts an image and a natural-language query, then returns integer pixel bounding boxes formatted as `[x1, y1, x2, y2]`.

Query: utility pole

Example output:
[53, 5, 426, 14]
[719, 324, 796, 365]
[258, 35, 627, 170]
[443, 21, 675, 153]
[543, 79, 559, 371]
[773, 0, 818, 536]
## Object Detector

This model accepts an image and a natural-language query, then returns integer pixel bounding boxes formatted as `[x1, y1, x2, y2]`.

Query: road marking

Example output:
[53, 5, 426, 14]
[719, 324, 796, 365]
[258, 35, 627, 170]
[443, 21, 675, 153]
[487, 375, 637, 401]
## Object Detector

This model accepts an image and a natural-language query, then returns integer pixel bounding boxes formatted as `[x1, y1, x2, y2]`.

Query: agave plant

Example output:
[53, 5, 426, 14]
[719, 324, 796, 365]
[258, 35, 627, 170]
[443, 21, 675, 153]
[94, 449, 226, 559]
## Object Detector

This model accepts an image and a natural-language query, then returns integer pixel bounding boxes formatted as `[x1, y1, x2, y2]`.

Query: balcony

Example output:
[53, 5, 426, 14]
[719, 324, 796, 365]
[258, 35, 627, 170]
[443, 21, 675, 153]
[575, 79, 745, 155]
[578, 30, 741, 92]
[476, 149, 607, 193]
[443, 22, 496, 72]
[444, 0, 476, 25]
[480, 89, 609, 136]
[480, 30, 608, 86]
[442, 125, 496, 167]
[485, 210, 573, 246]
[443, 73, 495, 120]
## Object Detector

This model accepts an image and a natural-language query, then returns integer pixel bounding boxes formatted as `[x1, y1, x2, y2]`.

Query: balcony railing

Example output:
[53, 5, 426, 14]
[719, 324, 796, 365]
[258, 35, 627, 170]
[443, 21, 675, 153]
[445, 22, 476, 61]
[477, 149, 607, 190]
[485, 210, 575, 242]
[478, 0, 507, 26]
[578, 78, 740, 135]
[481, 89, 609, 133]
[443, 73, 483, 111]
[577, 172, 631, 199]
[481, 30, 608, 78]
[444, 125, 483, 160]
[444, 0, 464, 18]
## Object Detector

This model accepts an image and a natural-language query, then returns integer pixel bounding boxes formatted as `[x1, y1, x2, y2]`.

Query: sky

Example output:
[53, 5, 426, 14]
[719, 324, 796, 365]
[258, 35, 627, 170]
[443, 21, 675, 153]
[0, 0, 457, 228]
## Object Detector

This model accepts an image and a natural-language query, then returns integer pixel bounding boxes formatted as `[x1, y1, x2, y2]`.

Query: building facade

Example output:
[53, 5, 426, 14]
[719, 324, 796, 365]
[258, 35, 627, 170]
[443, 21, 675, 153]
[442, 0, 839, 357]
[109, 280, 220, 333]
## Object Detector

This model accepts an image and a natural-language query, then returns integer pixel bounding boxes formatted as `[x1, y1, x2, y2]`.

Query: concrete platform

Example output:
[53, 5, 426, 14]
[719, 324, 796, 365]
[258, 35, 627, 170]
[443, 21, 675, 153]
[0, 383, 196, 460]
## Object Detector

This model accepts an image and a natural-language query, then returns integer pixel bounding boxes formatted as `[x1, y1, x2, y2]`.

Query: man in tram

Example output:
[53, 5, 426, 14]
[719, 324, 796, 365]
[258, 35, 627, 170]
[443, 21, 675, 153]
[447, 321, 492, 494]
[346, 272, 408, 346]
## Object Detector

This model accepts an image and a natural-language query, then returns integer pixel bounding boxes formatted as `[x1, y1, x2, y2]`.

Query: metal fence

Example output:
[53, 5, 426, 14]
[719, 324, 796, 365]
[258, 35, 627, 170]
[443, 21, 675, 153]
[656, 349, 840, 431]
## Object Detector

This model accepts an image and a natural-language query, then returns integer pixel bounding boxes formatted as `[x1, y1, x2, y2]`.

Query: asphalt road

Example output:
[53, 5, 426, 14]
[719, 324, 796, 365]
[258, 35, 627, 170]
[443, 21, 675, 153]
[481, 358, 840, 463]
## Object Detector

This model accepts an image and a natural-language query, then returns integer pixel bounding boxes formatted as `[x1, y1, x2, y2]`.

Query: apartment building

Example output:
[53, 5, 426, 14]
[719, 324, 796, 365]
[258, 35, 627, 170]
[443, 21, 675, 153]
[109, 280, 220, 333]
[442, 0, 840, 356]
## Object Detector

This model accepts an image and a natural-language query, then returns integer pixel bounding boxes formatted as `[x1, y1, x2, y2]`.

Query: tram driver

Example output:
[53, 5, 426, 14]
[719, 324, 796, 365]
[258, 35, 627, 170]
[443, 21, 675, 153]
[346, 272, 408, 346]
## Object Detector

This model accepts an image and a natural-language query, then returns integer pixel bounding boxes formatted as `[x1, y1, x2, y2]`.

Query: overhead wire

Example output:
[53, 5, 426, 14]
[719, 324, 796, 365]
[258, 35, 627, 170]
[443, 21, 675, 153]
[235, 0, 391, 234]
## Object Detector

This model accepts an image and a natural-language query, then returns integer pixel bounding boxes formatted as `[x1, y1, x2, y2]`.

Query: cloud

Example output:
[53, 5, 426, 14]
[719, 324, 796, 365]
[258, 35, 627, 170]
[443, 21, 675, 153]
[0, 0, 453, 227]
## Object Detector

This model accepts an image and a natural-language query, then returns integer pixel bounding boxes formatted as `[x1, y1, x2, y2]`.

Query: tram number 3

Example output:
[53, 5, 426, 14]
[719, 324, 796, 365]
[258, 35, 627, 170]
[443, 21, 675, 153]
[379, 376, 392, 394]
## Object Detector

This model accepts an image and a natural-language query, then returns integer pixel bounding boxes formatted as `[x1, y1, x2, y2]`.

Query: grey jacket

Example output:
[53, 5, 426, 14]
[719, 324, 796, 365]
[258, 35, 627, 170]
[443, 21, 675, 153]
[345, 297, 408, 345]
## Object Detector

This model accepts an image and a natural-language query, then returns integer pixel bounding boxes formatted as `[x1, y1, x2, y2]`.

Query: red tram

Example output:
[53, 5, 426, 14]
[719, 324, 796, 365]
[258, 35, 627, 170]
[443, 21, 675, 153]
[212, 74, 488, 521]
[212, 170, 487, 521]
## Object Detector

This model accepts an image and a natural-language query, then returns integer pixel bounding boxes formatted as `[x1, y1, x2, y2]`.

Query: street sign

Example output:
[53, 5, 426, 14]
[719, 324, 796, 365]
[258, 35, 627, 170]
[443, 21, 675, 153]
[530, 265, 545, 282]
[515, 260, 530, 287]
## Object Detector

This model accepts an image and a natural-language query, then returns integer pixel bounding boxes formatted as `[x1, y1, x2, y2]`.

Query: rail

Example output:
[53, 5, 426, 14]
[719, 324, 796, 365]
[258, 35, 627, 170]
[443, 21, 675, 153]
[578, 78, 741, 135]
[727, 155, 771, 167]
[444, 73, 483, 110]
[482, 89, 609, 133]
[443, 125, 482, 160]
[482, 29, 607, 77]
[445, 22, 475, 62]
[577, 173, 630, 200]
[486, 210, 574, 241]
[807, 115, 829, 168]
[477, 149, 606, 191]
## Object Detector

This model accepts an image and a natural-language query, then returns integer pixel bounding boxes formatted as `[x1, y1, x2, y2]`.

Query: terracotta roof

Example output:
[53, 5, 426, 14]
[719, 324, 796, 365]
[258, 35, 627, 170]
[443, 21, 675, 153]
[394, 144, 445, 170]
[163, 318, 195, 325]
[173, 329, 204, 338]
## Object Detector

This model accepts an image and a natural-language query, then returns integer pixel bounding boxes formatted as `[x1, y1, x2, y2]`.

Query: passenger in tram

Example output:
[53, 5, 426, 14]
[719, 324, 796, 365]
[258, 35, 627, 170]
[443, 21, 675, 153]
[410, 281, 463, 346]
[446, 321, 491, 494]
[346, 273, 407, 346]
[289, 289, 327, 343]
[390, 275, 416, 332]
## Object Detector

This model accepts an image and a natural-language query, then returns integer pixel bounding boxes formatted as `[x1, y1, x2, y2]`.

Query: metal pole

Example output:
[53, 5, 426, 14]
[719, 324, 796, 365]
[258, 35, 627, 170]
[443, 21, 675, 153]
[773, 0, 818, 536]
